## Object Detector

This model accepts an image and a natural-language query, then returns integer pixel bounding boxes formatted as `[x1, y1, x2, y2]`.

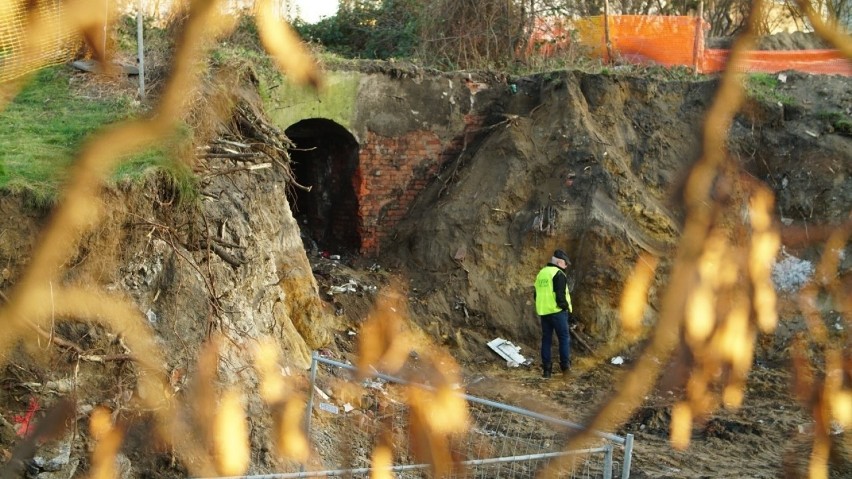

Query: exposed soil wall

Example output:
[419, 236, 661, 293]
[386, 70, 851, 362]
[0, 108, 337, 475]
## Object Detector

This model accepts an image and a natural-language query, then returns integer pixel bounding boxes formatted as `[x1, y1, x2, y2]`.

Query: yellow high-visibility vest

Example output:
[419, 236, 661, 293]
[534, 266, 572, 315]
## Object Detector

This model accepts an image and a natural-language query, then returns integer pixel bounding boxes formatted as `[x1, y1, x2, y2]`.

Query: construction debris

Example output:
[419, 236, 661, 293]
[487, 338, 533, 367]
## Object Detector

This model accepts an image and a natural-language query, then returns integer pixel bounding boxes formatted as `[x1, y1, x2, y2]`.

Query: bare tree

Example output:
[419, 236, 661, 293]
[784, 0, 852, 30]
[417, 0, 527, 69]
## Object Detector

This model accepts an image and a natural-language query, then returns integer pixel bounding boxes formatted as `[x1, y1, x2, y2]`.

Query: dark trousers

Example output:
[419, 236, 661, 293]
[540, 310, 570, 368]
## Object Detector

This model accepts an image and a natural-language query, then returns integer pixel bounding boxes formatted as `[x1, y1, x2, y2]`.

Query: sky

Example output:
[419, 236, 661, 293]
[291, 0, 339, 23]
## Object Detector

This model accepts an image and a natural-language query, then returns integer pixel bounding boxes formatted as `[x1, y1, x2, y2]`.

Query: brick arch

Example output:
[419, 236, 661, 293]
[285, 119, 361, 254]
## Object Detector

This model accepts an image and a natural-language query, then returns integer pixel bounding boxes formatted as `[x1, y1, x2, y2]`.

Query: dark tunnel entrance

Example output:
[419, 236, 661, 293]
[285, 119, 361, 254]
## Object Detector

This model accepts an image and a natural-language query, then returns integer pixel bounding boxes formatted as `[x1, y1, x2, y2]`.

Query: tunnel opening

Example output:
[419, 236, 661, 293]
[285, 119, 361, 254]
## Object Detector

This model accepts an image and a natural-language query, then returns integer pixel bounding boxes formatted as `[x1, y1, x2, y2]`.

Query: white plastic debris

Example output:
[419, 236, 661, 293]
[328, 279, 358, 295]
[343, 403, 354, 413]
[777, 73, 787, 83]
[313, 386, 330, 401]
[348, 330, 357, 336]
[610, 356, 624, 365]
[319, 403, 339, 414]
[487, 338, 533, 367]
[363, 379, 386, 390]
[772, 253, 814, 292]
[830, 422, 845, 435]
[798, 422, 814, 434]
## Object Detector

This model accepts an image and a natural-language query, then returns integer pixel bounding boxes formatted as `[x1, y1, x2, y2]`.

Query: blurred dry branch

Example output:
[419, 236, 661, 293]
[355, 287, 470, 477]
[795, 0, 852, 58]
[0, 0, 850, 477]
[0, 0, 319, 475]
[540, 0, 851, 477]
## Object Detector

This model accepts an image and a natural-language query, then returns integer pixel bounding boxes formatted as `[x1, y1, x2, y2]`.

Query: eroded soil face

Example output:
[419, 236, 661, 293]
[316, 68, 851, 478]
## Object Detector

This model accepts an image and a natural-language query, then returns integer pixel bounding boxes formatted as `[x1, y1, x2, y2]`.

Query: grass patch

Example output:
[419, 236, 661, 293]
[113, 126, 198, 204]
[817, 110, 852, 136]
[0, 66, 196, 206]
[745, 73, 796, 106]
[835, 118, 852, 136]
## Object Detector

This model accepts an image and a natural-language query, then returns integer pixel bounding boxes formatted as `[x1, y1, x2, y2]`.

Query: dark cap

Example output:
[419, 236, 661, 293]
[553, 249, 570, 263]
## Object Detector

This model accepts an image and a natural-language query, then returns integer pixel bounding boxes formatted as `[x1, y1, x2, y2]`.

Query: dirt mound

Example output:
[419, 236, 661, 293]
[0, 80, 337, 477]
[387, 72, 705, 354]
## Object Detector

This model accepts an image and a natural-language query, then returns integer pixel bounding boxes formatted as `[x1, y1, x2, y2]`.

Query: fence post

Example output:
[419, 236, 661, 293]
[692, 0, 704, 75]
[304, 352, 319, 452]
[603, 443, 614, 479]
[621, 433, 634, 479]
[136, 0, 145, 99]
[603, 0, 613, 64]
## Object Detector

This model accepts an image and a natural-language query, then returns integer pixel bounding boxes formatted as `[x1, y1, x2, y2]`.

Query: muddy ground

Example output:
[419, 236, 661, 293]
[312, 255, 848, 479]
[1, 52, 851, 478]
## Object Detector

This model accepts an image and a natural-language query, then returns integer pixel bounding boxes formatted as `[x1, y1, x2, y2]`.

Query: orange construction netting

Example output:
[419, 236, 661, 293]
[575, 15, 706, 68]
[702, 48, 852, 75]
[531, 15, 852, 76]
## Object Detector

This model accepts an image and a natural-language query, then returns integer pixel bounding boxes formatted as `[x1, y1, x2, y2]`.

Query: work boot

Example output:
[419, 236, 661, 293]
[542, 363, 552, 379]
[560, 362, 571, 375]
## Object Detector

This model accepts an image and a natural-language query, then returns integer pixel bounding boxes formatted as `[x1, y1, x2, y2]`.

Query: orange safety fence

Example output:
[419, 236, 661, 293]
[530, 15, 852, 76]
[703, 48, 852, 75]
[575, 15, 707, 68]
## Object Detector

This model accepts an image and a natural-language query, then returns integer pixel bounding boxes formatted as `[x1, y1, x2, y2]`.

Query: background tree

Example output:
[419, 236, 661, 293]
[293, 0, 849, 68]
[783, 0, 852, 31]
[293, 0, 420, 59]
[416, 0, 528, 69]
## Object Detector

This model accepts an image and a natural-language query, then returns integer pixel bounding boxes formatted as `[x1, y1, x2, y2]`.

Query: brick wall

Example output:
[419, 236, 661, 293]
[355, 114, 487, 254]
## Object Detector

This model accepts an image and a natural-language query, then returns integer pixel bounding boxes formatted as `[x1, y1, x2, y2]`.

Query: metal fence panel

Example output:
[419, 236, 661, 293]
[302, 353, 634, 479]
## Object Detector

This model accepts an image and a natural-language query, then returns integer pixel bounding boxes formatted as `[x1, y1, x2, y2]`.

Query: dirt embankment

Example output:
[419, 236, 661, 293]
[0, 84, 337, 476]
[378, 68, 851, 478]
[387, 70, 850, 361]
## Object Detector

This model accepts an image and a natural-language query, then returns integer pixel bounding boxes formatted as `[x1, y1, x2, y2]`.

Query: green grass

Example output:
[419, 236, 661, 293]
[817, 110, 852, 136]
[0, 66, 194, 207]
[835, 118, 852, 136]
[745, 73, 796, 106]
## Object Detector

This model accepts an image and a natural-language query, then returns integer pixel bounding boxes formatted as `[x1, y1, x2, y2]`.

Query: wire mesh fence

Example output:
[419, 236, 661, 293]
[0, 0, 80, 83]
[298, 353, 634, 479]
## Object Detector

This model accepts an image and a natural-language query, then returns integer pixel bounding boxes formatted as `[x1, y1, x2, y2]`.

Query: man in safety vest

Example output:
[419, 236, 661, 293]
[534, 249, 573, 378]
